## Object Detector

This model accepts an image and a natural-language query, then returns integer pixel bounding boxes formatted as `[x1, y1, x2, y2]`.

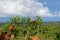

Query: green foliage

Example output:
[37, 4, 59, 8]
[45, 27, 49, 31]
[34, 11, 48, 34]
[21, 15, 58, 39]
[1, 23, 10, 31]
[10, 16, 20, 23]
[0, 16, 60, 40]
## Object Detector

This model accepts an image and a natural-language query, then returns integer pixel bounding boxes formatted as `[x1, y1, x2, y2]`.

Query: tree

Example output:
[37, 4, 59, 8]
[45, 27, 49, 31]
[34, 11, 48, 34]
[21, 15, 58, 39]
[10, 16, 20, 24]
[9, 16, 21, 40]
[35, 16, 42, 36]
[25, 17, 31, 40]
[21, 17, 27, 37]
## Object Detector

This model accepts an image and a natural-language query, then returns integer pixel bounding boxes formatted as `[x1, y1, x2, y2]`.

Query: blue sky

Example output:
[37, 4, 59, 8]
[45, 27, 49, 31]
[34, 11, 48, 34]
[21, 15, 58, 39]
[38, 0, 60, 12]
[0, 0, 60, 22]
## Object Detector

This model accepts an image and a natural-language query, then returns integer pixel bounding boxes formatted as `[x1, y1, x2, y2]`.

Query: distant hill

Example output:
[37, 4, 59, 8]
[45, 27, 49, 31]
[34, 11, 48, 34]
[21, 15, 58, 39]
[0, 17, 60, 22]
[0, 17, 10, 23]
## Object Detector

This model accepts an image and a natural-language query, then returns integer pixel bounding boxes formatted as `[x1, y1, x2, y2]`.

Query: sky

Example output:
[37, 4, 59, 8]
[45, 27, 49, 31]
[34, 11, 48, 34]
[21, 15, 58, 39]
[0, 0, 60, 22]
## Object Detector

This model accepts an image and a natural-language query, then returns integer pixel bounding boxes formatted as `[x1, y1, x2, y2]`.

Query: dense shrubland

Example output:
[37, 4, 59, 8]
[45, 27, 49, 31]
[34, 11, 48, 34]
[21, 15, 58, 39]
[0, 16, 60, 40]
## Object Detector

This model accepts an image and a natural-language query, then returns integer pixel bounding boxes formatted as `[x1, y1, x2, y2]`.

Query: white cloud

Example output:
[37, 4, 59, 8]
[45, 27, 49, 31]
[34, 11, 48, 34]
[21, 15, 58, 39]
[0, 0, 55, 17]
[57, 11, 60, 17]
[0, 15, 7, 17]
[37, 7, 53, 17]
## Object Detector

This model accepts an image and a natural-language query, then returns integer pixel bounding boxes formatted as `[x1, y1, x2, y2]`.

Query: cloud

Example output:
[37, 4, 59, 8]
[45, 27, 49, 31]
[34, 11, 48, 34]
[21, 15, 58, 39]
[0, 15, 7, 17]
[0, 0, 55, 17]
[57, 11, 60, 17]
[37, 7, 53, 17]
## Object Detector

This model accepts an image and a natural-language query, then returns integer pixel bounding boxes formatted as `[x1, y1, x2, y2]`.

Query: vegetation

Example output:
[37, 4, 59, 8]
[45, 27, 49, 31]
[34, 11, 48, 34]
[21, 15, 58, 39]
[0, 16, 60, 40]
